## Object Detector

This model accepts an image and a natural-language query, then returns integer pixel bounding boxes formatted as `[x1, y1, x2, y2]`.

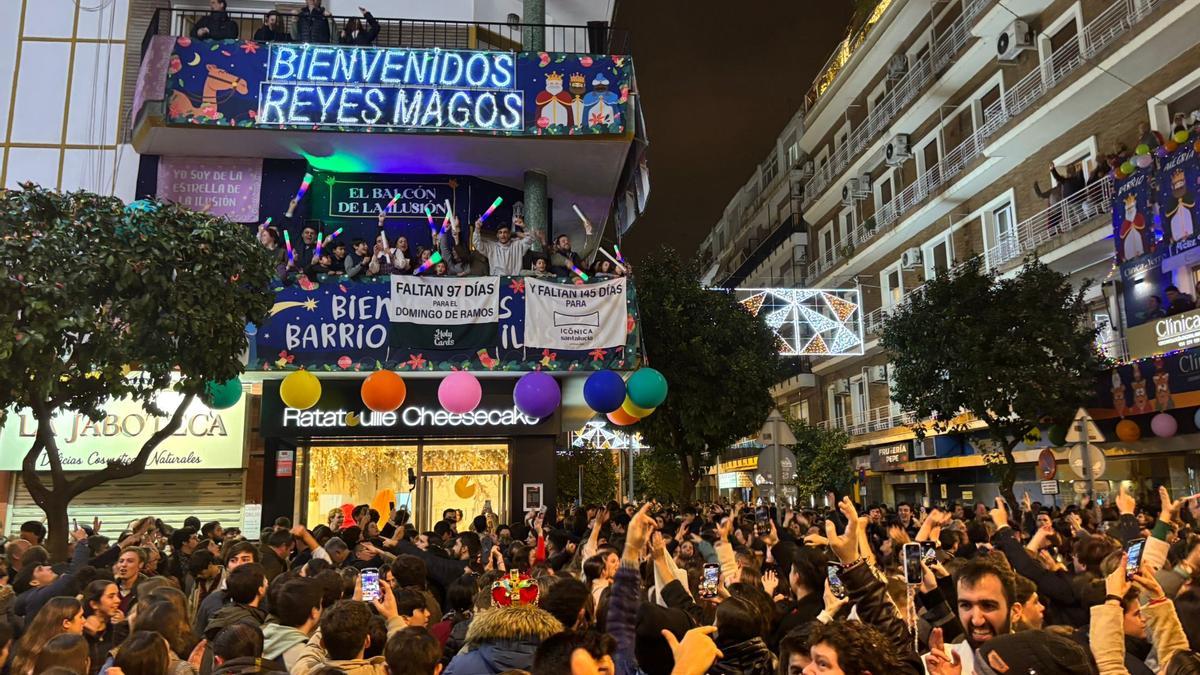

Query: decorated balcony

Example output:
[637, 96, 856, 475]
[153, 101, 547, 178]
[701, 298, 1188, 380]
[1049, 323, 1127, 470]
[249, 274, 641, 374]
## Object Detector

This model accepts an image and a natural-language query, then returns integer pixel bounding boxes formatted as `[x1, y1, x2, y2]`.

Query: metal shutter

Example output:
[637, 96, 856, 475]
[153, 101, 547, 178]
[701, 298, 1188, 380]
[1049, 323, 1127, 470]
[7, 470, 245, 535]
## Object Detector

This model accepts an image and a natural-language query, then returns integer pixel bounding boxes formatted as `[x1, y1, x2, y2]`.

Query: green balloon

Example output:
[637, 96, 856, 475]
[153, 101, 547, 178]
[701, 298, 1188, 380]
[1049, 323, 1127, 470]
[205, 377, 243, 410]
[1047, 424, 1067, 447]
[1121, 160, 1135, 175]
[627, 368, 668, 409]
[1135, 143, 1150, 156]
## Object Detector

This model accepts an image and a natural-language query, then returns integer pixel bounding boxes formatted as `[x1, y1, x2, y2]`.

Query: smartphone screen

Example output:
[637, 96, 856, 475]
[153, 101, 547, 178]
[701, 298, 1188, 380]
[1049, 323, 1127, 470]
[756, 507, 769, 525]
[700, 563, 720, 599]
[827, 565, 847, 599]
[903, 543, 923, 585]
[1125, 538, 1146, 580]
[921, 541, 937, 564]
[361, 568, 380, 602]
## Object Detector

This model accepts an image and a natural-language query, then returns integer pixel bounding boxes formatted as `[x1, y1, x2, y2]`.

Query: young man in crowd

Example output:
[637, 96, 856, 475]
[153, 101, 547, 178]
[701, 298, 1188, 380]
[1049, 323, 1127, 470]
[472, 217, 537, 276]
[190, 0, 239, 40]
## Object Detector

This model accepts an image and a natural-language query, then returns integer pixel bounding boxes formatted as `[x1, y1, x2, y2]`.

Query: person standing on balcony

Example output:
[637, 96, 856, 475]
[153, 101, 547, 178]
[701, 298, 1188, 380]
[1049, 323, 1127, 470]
[190, 0, 239, 41]
[294, 0, 332, 44]
[548, 213, 599, 278]
[254, 11, 292, 43]
[1165, 286, 1196, 316]
[1033, 176, 1063, 231]
[338, 7, 381, 46]
[472, 217, 536, 276]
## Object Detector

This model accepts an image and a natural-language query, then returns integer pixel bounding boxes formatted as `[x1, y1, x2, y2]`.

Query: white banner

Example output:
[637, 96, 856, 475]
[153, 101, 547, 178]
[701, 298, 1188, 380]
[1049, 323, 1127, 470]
[524, 277, 627, 350]
[389, 276, 500, 349]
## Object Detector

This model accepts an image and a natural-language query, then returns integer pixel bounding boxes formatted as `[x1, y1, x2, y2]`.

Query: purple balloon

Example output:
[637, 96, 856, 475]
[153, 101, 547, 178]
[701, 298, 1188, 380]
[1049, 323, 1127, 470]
[514, 371, 560, 418]
[1151, 412, 1177, 438]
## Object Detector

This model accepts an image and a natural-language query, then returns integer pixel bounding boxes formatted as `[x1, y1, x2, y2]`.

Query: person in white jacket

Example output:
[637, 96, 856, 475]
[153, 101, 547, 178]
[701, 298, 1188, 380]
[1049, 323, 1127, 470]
[471, 218, 537, 276]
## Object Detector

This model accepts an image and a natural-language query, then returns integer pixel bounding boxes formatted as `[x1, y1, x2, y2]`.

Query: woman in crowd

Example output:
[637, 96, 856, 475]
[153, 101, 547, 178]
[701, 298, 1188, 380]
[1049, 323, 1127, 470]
[10, 596, 85, 675]
[83, 580, 130, 675]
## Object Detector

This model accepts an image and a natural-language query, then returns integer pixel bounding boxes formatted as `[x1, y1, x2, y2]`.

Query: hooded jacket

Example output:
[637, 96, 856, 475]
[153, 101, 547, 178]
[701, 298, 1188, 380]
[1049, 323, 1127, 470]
[443, 605, 564, 675]
[290, 616, 407, 675]
[708, 637, 777, 675]
[262, 623, 309, 670]
[211, 656, 286, 675]
[204, 604, 269, 641]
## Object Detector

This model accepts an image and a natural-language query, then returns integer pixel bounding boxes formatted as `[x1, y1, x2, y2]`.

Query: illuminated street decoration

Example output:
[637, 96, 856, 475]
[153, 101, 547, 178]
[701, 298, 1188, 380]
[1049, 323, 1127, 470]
[571, 420, 641, 450]
[733, 288, 864, 357]
[258, 45, 523, 131]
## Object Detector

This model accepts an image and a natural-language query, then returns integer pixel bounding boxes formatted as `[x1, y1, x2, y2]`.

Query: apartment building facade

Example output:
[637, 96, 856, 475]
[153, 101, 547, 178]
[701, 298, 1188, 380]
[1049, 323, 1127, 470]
[702, 0, 1200, 506]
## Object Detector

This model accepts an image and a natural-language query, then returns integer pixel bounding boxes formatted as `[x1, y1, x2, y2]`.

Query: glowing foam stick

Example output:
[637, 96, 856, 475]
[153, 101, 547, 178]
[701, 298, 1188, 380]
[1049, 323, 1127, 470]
[314, 229, 325, 258]
[263, 216, 272, 227]
[479, 196, 503, 223]
[386, 192, 401, 211]
[283, 229, 294, 264]
[572, 204, 587, 222]
[321, 227, 344, 247]
[570, 264, 590, 281]
[286, 173, 314, 217]
[599, 248, 627, 273]
[613, 244, 626, 263]
[425, 206, 438, 237]
[413, 251, 443, 275]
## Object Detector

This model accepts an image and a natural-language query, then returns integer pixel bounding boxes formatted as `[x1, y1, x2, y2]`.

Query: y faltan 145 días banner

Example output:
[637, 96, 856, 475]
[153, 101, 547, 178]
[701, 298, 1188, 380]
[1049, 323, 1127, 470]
[162, 38, 631, 136]
[250, 275, 641, 373]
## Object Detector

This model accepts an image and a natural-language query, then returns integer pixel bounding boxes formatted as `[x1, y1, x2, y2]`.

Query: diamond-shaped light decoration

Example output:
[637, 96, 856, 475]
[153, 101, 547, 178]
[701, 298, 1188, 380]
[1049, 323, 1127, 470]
[740, 292, 766, 317]
[822, 293, 859, 322]
[799, 333, 829, 355]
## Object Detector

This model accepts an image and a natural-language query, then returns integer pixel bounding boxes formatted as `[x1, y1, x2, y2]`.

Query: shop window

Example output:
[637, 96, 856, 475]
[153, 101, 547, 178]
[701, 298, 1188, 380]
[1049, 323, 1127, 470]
[306, 445, 418, 529]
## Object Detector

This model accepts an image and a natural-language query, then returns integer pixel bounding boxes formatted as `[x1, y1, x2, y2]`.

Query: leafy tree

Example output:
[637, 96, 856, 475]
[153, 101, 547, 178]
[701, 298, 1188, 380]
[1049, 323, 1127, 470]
[788, 418, 853, 501]
[879, 258, 1102, 506]
[555, 445, 619, 505]
[633, 447, 685, 504]
[0, 185, 275, 559]
[634, 248, 781, 498]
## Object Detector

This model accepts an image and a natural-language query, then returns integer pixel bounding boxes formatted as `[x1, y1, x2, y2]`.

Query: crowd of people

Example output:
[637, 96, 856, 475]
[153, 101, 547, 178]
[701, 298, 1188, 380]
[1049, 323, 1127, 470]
[189, 0, 382, 47]
[3, 485, 1200, 675]
[257, 206, 623, 283]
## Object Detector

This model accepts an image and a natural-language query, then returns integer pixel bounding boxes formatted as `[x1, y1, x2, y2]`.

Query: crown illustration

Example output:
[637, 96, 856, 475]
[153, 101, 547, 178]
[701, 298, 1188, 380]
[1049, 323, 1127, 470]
[491, 570, 539, 607]
[1125, 193, 1138, 204]
[545, 72, 563, 83]
[1173, 168, 1186, 188]
[569, 73, 586, 87]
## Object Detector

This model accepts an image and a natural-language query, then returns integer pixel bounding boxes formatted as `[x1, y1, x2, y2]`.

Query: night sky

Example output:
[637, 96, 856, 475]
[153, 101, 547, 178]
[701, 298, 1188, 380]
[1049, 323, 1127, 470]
[613, 3, 854, 261]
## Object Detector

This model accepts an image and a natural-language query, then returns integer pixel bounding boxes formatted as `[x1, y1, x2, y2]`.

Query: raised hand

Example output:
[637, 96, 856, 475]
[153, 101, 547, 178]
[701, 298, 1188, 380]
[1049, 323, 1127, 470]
[1116, 484, 1136, 516]
[1105, 553, 1131, 601]
[761, 569, 779, 596]
[823, 497, 860, 564]
[925, 627, 962, 675]
[662, 626, 723, 675]
[989, 497, 1009, 529]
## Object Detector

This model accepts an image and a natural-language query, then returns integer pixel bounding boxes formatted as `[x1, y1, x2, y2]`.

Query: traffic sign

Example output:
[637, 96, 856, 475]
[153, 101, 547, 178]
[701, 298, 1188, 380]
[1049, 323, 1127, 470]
[1064, 408, 1105, 443]
[1038, 448, 1057, 480]
[1067, 443, 1105, 479]
[1040, 480, 1059, 495]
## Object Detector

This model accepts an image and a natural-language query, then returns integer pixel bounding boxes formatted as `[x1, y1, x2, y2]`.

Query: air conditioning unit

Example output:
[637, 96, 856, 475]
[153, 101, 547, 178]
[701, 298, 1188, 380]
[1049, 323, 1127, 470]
[885, 134, 912, 165]
[869, 365, 888, 384]
[832, 379, 851, 396]
[901, 247, 923, 269]
[996, 20, 1034, 62]
[801, 160, 815, 178]
[888, 53, 908, 78]
[856, 173, 873, 196]
[841, 179, 859, 207]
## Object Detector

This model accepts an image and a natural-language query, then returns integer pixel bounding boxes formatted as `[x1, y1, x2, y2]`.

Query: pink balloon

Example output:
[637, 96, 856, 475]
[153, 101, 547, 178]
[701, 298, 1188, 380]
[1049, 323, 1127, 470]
[438, 371, 482, 413]
[1151, 412, 1177, 438]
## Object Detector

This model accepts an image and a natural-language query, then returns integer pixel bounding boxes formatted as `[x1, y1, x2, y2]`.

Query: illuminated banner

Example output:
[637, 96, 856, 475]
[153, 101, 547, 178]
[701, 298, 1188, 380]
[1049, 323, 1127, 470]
[258, 45, 523, 132]
[733, 288, 864, 356]
[163, 38, 631, 137]
[259, 378, 559, 437]
[0, 392, 246, 471]
[252, 275, 639, 373]
[390, 276, 500, 350]
[1114, 144, 1200, 328]
[524, 277, 627, 350]
[1126, 306, 1200, 361]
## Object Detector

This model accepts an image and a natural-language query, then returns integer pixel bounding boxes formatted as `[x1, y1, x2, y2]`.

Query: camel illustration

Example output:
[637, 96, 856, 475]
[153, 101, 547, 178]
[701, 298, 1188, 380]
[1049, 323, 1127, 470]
[169, 64, 248, 120]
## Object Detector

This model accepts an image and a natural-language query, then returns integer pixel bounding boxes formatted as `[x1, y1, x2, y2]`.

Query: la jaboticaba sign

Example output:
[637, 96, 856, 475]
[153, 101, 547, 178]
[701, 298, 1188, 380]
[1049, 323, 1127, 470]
[162, 38, 631, 136]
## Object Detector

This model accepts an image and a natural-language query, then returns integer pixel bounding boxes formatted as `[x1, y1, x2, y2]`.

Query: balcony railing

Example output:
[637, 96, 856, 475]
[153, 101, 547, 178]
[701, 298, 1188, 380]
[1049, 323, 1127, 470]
[818, 403, 916, 436]
[142, 8, 628, 57]
[807, 0, 1160, 284]
[984, 176, 1114, 271]
[803, 0, 990, 206]
[802, 0, 896, 113]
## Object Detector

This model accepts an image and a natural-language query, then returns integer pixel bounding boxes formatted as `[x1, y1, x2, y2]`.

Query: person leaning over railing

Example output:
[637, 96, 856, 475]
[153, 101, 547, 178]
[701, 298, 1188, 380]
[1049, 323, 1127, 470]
[295, 0, 333, 44]
[253, 10, 292, 43]
[190, 0, 238, 40]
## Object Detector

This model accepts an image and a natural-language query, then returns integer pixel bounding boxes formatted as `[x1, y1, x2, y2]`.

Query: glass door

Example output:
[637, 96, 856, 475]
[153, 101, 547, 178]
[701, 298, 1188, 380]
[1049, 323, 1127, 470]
[305, 445, 418, 530]
[419, 442, 510, 527]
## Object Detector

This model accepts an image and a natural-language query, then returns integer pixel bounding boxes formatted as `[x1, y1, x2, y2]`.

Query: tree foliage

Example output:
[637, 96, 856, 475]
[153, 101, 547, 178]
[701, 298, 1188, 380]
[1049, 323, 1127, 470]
[879, 258, 1103, 505]
[0, 185, 275, 558]
[788, 418, 853, 500]
[555, 445, 619, 505]
[633, 447, 685, 504]
[633, 248, 781, 498]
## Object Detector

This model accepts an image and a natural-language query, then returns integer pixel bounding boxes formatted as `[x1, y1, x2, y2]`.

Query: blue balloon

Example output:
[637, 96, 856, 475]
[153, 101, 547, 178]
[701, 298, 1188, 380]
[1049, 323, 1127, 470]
[584, 370, 626, 414]
[245, 322, 258, 336]
[513, 371, 560, 419]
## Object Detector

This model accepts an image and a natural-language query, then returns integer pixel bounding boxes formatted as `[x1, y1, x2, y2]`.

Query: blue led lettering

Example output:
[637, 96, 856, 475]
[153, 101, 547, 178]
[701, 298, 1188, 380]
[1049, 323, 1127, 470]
[258, 44, 525, 132]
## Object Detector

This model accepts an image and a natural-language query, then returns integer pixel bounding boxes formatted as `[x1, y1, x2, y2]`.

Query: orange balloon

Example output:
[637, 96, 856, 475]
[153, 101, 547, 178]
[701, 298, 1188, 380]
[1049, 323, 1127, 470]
[1164, 140, 1180, 153]
[361, 370, 406, 412]
[1194, 139, 1200, 153]
[607, 407, 639, 426]
[1115, 419, 1141, 442]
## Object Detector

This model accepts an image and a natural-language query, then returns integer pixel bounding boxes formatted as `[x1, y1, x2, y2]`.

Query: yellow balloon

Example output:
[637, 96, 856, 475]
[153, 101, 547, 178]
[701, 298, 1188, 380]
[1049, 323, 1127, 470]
[622, 396, 654, 418]
[280, 370, 322, 410]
